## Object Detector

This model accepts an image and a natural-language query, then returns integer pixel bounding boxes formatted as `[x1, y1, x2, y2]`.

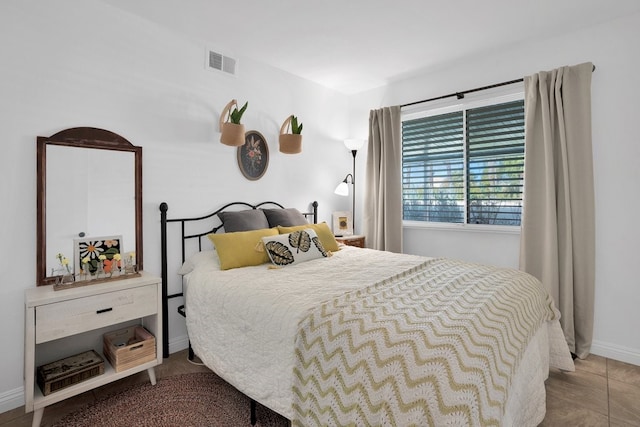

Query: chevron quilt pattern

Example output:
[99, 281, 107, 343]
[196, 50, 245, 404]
[292, 258, 557, 426]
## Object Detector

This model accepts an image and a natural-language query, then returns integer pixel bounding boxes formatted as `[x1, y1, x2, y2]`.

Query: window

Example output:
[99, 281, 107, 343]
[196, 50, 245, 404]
[402, 96, 525, 226]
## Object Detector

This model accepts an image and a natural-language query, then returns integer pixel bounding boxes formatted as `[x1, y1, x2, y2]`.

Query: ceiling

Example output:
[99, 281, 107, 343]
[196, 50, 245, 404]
[101, 0, 640, 94]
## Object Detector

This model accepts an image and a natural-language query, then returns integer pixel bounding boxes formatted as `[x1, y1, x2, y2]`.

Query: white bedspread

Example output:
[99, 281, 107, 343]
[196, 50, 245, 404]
[185, 246, 573, 423]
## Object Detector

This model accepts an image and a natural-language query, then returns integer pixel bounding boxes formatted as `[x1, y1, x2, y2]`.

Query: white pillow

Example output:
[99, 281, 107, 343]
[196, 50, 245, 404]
[261, 228, 328, 267]
[177, 250, 220, 275]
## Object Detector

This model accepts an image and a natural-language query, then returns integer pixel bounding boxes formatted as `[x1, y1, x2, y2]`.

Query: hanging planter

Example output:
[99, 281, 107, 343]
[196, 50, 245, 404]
[279, 115, 303, 154]
[219, 99, 248, 146]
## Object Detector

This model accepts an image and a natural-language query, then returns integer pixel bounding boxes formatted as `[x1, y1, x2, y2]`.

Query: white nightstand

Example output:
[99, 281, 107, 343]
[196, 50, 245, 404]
[24, 272, 162, 427]
[335, 235, 365, 248]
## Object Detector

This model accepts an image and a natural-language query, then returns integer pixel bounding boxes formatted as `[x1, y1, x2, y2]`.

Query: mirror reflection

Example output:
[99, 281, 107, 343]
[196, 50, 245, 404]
[46, 146, 136, 277]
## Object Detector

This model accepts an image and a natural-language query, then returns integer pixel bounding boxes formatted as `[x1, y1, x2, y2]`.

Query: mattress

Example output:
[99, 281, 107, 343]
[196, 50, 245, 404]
[184, 246, 574, 424]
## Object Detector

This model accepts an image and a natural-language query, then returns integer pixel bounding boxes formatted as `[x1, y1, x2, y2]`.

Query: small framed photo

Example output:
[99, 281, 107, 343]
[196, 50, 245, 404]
[332, 211, 353, 236]
[73, 235, 123, 276]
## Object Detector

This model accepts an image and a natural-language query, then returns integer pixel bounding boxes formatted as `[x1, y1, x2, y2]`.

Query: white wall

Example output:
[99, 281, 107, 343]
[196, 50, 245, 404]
[0, 0, 354, 412]
[351, 12, 640, 365]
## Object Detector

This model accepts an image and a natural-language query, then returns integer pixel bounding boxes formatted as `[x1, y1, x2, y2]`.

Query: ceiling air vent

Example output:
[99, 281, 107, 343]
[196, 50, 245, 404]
[207, 50, 237, 76]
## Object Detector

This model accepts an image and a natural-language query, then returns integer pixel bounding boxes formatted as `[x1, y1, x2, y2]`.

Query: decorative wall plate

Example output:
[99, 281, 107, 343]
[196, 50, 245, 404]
[237, 130, 269, 180]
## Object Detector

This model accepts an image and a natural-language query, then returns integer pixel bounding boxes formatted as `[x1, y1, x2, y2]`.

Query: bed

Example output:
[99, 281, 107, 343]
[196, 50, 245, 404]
[160, 200, 574, 426]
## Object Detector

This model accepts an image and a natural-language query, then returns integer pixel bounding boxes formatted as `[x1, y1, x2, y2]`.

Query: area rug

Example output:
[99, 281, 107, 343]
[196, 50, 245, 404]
[52, 372, 289, 427]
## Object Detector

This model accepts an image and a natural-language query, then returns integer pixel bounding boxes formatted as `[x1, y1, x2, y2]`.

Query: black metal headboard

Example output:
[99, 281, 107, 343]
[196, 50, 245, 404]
[158, 200, 318, 358]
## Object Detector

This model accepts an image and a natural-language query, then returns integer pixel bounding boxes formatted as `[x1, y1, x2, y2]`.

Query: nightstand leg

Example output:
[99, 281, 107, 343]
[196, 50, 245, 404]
[147, 367, 157, 385]
[31, 408, 43, 427]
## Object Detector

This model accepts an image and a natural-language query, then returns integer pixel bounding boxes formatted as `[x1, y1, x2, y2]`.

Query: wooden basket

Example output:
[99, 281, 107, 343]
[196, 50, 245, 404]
[103, 326, 156, 373]
[37, 350, 104, 395]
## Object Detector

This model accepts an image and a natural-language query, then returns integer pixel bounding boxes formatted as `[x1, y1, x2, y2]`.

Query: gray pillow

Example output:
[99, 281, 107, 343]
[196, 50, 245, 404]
[218, 209, 269, 232]
[262, 208, 308, 227]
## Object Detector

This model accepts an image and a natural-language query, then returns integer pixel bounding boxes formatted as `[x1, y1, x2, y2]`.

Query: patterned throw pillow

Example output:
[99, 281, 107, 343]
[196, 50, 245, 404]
[277, 222, 340, 252]
[262, 228, 328, 267]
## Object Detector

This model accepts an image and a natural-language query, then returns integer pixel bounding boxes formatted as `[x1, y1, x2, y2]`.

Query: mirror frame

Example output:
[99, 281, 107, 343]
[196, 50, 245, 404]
[36, 127, 143, 286]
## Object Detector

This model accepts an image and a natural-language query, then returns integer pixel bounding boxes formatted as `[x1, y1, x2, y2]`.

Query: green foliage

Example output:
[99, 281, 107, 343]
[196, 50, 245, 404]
[230, 101, 248, 124]
[291, 115, 303, 134]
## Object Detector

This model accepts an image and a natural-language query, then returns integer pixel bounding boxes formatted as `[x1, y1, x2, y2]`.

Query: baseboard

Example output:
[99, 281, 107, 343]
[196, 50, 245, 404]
[168, 334, 190, 355]
[591, 339, 640, 366]
[0, 386, 24, 414]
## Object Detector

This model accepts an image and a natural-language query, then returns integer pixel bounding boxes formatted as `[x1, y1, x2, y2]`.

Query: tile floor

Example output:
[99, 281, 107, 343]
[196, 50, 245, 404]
[1, 350, 639, 426]
[541, 355, 640, 426]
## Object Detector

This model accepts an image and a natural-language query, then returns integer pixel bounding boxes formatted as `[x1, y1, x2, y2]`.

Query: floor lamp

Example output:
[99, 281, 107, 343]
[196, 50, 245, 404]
[334, 139, 365, 234]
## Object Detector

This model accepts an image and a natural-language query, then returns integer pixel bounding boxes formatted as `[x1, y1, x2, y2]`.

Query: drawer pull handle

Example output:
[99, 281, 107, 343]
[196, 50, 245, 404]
[96, 308, 113, 314]
[130, 344, 144, 351]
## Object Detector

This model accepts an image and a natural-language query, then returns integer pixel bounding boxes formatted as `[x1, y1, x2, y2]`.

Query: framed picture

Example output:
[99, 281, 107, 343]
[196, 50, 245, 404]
[73, 235, 123, 276]
[237, 130, 269, 181]
[332, 211, 353, 236]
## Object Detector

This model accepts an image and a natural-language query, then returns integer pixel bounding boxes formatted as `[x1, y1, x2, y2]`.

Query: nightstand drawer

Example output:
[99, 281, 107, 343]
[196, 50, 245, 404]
[35, 285, 157, 343]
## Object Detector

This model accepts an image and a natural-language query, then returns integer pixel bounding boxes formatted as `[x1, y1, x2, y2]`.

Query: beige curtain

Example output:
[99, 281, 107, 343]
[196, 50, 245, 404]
[363, 106, 403, 252]
[519, 62, 595, 358]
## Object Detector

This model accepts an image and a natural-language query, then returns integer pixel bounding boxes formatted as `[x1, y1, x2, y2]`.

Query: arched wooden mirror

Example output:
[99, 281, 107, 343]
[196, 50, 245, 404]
[36, 127, 143, 286]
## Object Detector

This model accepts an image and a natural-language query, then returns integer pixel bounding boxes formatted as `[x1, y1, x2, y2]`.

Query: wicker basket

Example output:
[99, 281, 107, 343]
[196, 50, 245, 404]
[37, 350, 104, 395]
[278, 115, 302, 154]
[219, 99, 246, 146]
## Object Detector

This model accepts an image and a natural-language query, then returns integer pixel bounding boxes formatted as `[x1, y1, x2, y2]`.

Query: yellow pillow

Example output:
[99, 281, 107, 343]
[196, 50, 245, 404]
[277, 222, 339, 252]
[207, 228, 278, 270]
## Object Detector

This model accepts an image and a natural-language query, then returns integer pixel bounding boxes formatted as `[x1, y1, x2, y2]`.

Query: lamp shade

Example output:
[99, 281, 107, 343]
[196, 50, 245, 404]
[334, 182, 349, 196]
[344, 138, 365, 151]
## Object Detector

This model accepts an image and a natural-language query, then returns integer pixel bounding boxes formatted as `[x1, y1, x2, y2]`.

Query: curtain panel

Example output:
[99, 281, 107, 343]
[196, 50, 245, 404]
[519, 62, 595, 358]
[363, 106, 403, 253]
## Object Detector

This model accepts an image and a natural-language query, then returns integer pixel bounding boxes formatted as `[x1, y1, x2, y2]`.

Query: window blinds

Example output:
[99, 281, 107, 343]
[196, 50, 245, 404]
[402, 99, 524, 226]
